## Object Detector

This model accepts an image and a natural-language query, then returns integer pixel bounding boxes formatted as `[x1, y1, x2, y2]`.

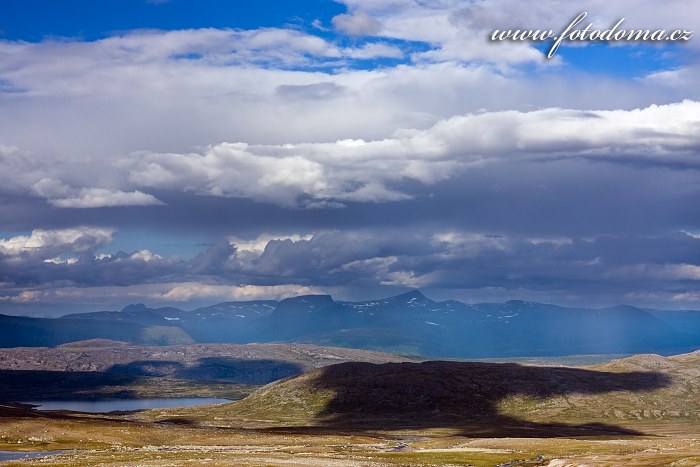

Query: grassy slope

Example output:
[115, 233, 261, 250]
[176, 353, 700, 430]
[497, 351, 700, 429]
[2, 350, 700, 466]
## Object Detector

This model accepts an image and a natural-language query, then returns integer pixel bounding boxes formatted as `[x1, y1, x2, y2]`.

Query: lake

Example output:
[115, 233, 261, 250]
[24, 398, 231, 413]
[0, 450, 69, 462]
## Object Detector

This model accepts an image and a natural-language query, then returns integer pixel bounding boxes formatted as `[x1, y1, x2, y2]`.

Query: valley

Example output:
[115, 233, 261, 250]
[1, 342, 700, 466]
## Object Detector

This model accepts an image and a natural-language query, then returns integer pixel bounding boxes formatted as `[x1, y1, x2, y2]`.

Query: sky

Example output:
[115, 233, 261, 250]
[1, 0, 699, 315]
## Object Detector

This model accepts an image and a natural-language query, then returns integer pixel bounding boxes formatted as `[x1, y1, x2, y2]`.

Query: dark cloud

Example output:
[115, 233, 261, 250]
[3, 217, 699, 312]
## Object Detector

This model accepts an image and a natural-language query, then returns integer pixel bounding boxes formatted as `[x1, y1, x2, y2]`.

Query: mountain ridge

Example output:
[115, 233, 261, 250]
[1, 290, 699, 357]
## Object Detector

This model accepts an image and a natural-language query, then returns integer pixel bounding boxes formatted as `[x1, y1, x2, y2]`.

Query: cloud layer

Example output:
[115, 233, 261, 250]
[1, 1, 699, 313]
[2, 228, 700, 313]
[2, 100, 699, 209]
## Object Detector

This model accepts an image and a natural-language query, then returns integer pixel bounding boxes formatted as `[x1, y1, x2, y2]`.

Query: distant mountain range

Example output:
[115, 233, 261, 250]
[2, 290, 700, 357]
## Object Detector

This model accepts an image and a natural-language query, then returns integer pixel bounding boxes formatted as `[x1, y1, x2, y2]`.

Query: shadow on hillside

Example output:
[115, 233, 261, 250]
[107, 357, 303, 384]
[301, 361, 671, 437]
[0, 369, 140, 401]
[175, 357, 303, 384]
[0, 358, 304, 402]
[108, 360, 186, 377]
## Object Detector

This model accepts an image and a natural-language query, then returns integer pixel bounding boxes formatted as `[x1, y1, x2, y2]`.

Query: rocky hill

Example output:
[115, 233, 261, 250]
[0, 340, 416, 401]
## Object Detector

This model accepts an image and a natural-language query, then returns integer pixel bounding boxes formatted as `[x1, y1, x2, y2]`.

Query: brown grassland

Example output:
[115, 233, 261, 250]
[1, 344, 700, 466]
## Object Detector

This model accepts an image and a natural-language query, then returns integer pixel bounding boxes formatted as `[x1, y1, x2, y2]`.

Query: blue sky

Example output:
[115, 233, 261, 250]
[1, 0, 345, 41]
[0, 0, 699, 314]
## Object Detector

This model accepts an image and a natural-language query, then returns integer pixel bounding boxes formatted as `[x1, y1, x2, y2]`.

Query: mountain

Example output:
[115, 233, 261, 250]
[647, 308, 700, 334]
[62, 301, 279, 343]
[1, 290, 698, 357]
[61, 304, 176, 326]
[289, 293, 699, 357]
[0, 313, 192, 348]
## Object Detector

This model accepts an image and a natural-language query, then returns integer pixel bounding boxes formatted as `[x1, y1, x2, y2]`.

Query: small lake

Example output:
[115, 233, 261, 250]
[0, 450, 69, 462]
[24, 398, 231, 413]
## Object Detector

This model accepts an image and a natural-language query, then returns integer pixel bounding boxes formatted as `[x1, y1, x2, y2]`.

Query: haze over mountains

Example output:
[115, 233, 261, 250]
[3, 290, 700, 358]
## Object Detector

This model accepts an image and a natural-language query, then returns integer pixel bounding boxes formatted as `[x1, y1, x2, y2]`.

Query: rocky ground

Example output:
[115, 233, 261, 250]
[0, 340, 418, 401]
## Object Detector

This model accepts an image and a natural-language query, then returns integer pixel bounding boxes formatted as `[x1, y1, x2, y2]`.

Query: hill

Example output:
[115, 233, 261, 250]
[178, 350, 700, 438]
[0, 341, 416, 401]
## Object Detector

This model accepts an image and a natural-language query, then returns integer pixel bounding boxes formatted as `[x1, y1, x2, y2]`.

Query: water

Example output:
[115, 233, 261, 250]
[0, 450, 69, 461]
[24, 398, 231, 413]
[473, 353, 634, 367]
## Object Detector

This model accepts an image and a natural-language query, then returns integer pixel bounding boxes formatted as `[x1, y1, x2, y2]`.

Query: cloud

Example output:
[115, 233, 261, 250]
[1, 27, 698, 175]
[2, 290, 42, 303]
[332, 11, 383, 36]
[0, 227, 114, 259]
[159, 283, 321, 301]
[127, 138, 460, 206]
[0, 5, 699, 312]
[344, 42, 404, 59]
[32, 178, 163, 208]
[121, 100, 700, 207]
[337, 0, 700, 63]
[0, 282, 322, 310]
[203, 230, 700, 306]
[230, 233, 313, 255]
[275, 82, 347, 101]
[1, 228, 699, 310]
[3, 96, 696, 212]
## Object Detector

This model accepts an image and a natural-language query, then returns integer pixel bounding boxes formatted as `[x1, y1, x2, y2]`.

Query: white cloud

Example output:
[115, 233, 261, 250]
[332, 11, 383, 36]
[671, 292, 700, 303]
[0, 282, 323, 306]
[10, 290, 42, 303]
[432, 232, 509, 257]
[338, 0, 700, 64]
[159, 283, 322, 301]
[1, 24, 698, 179]
[43, 257, 79, 265]
[229, 233, 313, 255]
[334, 255, 433, 288]
[660, 264, 700, 281]
[0, 227, 114, 258]
[126, 137, 459, 206]
[32, 178, 163, 208]
[344, 42, 403, 59]
[128, 250, 163, 262]
[128, 143, 329, 206]
[123, 100, 700, 206]
[379, 269, 433, 288]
